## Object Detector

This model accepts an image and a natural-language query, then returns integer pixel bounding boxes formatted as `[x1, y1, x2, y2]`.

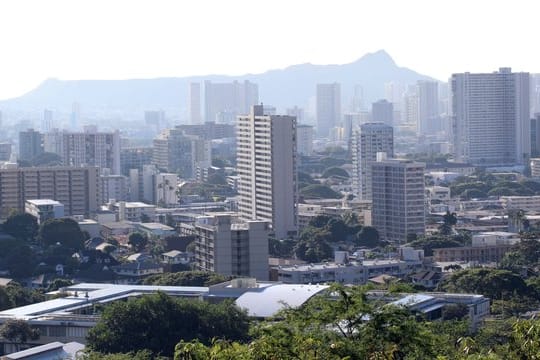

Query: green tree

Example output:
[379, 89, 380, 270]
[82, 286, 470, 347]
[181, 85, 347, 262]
[0, 319, 39, 351]
[355, 226, 381, 248]
[128, 232, 148, 252]
[439, 211, 458, 235]
[3, 213, 38, 242]
[294, 229, 333, 262]
[439, 268, 528, 300]
[299, 184, 342, 199]
[142, 271, 231, 286]
[269, 238, 295, 258]
[47, 278, 74, 292]
[175, 284, 440, 360]
[38, 218, 85, 250]
[87, 292, 249, 357]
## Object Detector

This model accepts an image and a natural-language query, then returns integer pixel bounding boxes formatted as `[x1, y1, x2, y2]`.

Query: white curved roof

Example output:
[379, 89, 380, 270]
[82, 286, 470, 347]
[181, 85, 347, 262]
[235, 284, 329, 317]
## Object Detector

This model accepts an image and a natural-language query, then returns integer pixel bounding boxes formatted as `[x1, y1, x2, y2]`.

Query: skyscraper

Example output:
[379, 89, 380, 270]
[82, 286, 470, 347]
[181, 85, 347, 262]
[70, 102, 80, 130]
[19, 129, 43, 161]
[351, 123, 394, 200]
[42, 109, 53, 132]
[237, 105, 297, 239]
[152, 128, 209, 178]
[451, 68, 530, 166]
[417, 80, 439, 136]
[371, 158, 425, 243]
[316, 83, 341, 137]
[189, 82, 202, 125]
[372, 99, 394, 126]
[44, 129, 121, 174]
[204, 80, 258, 123]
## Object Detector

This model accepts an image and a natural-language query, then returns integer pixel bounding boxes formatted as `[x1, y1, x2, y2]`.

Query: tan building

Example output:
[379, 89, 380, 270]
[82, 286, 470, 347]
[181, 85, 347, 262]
[432, 244, 515, 263]
[181, 213, 270, 280]
[0, 166, 100, 218]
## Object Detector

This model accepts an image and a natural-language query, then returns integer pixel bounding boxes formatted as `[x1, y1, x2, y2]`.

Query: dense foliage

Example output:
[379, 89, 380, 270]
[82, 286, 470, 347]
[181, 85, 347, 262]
[87, 292, 249, 357]
[141, 271, 231, 287]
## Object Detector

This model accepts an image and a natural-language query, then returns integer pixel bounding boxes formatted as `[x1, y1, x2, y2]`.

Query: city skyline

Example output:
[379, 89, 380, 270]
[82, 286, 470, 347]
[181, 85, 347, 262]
[0, 0, 539, 100]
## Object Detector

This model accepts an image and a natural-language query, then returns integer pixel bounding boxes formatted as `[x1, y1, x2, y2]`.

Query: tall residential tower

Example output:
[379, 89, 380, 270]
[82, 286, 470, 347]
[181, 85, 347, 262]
[451, 68, 530, 166]
[237, 105, 297, 239]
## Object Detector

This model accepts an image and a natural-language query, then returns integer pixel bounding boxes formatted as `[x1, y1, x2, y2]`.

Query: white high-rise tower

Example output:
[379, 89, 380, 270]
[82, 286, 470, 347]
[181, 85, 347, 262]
[237, 105, 298, 239]
[451, 68, 530, 166]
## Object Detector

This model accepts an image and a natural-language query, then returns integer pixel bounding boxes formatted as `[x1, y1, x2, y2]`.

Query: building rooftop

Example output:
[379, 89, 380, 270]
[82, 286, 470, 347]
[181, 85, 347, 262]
[235, 284, 329, 317]
[138, 222, 175, 231]
[2, 341, 85, 360]
[26, 199, 62, 206]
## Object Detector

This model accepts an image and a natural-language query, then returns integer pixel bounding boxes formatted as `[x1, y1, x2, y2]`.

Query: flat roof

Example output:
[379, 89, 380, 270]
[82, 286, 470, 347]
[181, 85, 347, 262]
[139, 222, 175, 231]
[235, 284, 329, 317]
[26, 199, 62, 206]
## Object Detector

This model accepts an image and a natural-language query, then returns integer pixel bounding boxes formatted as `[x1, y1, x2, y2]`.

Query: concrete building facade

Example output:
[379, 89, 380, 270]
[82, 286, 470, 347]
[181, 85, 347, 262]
[0, 166, 100, 218]
[44, 129, 121, 174]
[237, 105, 298, 239]
[351, 123, 394, 200]
[372, 158, 425, 243]
[451, 68, 530, 166]
[316, 83, 341, 137]
[183, 213, 270, 280]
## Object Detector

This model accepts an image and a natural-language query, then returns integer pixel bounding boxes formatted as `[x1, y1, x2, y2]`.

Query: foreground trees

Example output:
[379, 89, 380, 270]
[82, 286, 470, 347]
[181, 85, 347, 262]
[86, 292, 249, 357]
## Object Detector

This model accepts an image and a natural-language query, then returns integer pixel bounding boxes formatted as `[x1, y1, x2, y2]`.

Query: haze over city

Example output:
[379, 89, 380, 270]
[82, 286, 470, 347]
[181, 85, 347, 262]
[0, 0, 538, 99]
[2, 1, 540, 359]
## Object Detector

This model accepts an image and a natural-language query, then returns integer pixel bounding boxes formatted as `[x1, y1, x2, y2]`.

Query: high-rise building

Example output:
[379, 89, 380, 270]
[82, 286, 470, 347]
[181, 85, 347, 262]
[42, 109, 53, 132]
[44, 129, 121, 174]
[372, 158, 425, 243]
[532, 114, 540, 157]
[451, 68, 530, 166]
[19, 129, 43, 161]
[417, 81, 439, 135]
[100, 168, 128, 204]
[237, 105, 298, 239]
[0, 143, 11, 161]
[120, 147, 153, 176]
[189, 82, 202, 125]
[152, 129, 209, 178]
[372, 100, 394, 126]
[286, 106, 305, 123]
[351, 123, 394, 200]
[0, 166, 100, 218]
[144, 110, 165, 133]
[70, 102, 80, 130]
[184, 213, 270, 280]
[296, 125, 314, 156]
[316, 83, 341, 137]
[176, 122, 235, 140]
[204, 80, 258, 123]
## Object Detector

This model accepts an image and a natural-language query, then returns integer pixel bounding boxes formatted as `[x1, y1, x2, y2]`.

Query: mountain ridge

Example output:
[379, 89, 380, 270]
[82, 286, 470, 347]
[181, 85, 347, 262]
[0, 50, 436, 117]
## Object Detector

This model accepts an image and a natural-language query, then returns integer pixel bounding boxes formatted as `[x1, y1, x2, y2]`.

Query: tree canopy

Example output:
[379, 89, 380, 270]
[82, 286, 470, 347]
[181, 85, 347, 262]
[87, 292, 249, 357]
[3, 213, 38, 242]
[142, 271, 231, 287]
[38, 218, 86, 250]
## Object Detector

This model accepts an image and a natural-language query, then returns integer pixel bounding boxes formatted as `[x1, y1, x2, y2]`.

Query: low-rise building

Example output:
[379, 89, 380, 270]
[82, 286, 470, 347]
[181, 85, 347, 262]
[276, 250, 424, 285]
[25, 199, 64, 224]
[181, 213, 270, 280]
[135, 222, 176, 238]
[432, 232, 520, 263]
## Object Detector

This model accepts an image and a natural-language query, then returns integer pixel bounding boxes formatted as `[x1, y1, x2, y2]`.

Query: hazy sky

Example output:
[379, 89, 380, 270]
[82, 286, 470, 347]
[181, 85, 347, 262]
[0, 0, 538, 99]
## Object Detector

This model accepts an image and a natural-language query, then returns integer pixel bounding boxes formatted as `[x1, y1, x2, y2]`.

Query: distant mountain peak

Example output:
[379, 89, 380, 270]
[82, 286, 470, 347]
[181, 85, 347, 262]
[355, 49, 396, 66]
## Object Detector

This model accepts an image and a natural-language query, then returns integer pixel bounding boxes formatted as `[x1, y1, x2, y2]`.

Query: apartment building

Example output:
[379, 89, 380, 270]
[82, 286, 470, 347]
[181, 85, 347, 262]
[182, 213, 270, 280]
[237, 105, 298, 239]
[0, 166, 100, 218]
[372, 158, 426, 243]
